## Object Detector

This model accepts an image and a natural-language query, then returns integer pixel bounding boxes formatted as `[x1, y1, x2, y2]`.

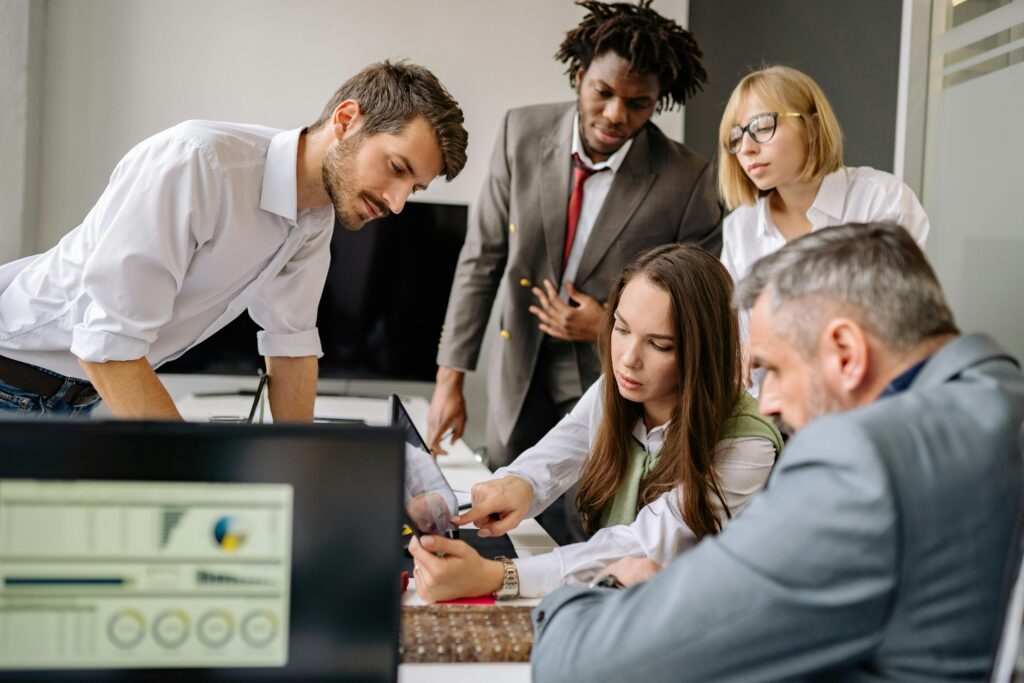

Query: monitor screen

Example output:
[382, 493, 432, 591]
[0, 420, 405, 682]
[160, 201, 468, 381]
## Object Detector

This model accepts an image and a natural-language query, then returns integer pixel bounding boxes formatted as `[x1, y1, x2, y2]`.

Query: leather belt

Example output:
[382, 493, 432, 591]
[0, 355, 99, 406]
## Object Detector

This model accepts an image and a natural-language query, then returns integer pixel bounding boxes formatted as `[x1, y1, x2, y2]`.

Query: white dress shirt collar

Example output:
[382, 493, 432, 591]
[631, 418, 669, 454]
[571, 113, 633, 173]
[755, 167, 850, 238]
[809, 167, 850, 223]
[260, 128, 303, 222]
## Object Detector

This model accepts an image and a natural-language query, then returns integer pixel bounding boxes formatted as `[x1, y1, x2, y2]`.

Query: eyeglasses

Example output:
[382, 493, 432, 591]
[726, 112, 803, 154]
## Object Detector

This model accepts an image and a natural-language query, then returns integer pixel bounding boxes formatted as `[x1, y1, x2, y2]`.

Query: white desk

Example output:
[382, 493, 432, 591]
[172, 384, 554, 683]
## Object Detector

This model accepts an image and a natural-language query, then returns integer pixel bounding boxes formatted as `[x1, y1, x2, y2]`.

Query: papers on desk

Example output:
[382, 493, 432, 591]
[455, 490, 472, 509]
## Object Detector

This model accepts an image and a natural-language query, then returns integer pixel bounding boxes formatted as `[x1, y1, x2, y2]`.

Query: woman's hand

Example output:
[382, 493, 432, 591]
[408, 534, 506, 602]
[452, 476, 534, 537]
[598, 557, 664, 587]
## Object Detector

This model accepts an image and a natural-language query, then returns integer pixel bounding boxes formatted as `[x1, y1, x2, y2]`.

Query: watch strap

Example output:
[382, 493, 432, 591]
[492, 555, 520, 601]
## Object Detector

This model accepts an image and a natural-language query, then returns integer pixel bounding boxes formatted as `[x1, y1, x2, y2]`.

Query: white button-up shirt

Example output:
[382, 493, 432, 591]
[559, 114, 633, 298]
[720, 165, 930, 284]
[0, 120, 334, 380]
[493, 377, 777, 598]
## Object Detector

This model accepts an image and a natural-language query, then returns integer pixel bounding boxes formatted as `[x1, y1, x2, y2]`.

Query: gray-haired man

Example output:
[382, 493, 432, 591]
[530, 223, 1024, 682]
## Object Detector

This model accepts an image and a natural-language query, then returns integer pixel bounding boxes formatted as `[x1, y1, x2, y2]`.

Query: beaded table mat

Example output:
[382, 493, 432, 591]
[400, 604, 535, 663]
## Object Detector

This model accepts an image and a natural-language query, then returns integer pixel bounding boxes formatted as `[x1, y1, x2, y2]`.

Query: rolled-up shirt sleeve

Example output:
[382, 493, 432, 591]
[71, 136, 220, 363]
[250, 222, 333, 358]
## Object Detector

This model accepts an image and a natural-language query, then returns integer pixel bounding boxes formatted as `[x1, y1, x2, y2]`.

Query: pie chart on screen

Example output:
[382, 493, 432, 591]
[213, 515, 249, 551]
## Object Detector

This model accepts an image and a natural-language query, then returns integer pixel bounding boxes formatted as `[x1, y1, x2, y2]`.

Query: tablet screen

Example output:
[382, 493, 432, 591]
[387, 395, 459, 537]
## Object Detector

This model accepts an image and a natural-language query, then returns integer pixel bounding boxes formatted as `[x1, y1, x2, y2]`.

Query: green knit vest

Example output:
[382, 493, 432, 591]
[600, 392, 782, 528]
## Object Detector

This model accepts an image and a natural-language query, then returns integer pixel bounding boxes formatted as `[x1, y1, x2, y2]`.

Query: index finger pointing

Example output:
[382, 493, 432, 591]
[451, 506, 494, 527]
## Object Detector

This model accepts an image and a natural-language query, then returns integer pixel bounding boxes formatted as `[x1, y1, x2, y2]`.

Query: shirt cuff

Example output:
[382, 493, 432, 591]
[514, 552, 565, 599]
[256, 328, 323, 358]
[71, 326, 150, 363]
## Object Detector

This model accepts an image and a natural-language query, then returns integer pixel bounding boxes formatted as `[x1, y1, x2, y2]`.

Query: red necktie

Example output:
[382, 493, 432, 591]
[563, 153, 608, 271]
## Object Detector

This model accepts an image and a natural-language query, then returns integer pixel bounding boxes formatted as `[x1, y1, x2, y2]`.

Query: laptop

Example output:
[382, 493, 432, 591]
[0, 419, 405, 682]
[387, 395, 516, 562]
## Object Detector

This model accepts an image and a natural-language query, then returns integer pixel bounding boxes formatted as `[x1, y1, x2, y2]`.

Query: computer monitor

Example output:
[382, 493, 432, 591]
[159, 201, 468, 382]
[0, 420, 405, 682]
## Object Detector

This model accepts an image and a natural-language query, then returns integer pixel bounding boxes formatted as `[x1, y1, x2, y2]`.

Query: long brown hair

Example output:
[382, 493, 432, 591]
[576, 244, 742, 539]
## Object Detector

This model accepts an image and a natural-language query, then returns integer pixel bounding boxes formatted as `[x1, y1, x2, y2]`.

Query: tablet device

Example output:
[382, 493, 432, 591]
[387, 394, 460, 538]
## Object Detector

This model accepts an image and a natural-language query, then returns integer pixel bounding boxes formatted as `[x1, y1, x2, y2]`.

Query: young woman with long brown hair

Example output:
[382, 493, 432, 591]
[409, 244, 782, 601]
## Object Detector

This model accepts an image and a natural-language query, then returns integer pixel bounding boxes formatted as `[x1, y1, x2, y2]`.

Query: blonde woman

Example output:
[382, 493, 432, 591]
[718, 65, 928, 286]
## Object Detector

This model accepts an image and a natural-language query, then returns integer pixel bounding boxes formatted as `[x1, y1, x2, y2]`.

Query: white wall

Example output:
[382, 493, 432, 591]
[0, 0, 44, 262]
[922, 1, 1024, 363]
[35, 0, 686, 249]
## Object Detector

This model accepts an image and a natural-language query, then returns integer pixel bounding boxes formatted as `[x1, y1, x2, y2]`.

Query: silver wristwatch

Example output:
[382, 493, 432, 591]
[492, 555, 520, 601]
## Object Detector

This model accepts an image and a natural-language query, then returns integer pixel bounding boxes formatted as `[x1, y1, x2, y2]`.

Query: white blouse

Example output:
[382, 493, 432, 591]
[494, 377, 777, 597]
[720, 166, 929, 284]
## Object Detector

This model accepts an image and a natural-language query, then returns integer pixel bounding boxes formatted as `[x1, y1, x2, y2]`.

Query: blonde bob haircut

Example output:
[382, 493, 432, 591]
[717, 66, 844, 210]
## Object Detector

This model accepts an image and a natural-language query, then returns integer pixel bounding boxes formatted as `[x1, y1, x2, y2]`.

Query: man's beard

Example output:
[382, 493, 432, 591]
[770, 373, 845, 436]
[322, 134, 371, 231]
[802, 374, 845, 425]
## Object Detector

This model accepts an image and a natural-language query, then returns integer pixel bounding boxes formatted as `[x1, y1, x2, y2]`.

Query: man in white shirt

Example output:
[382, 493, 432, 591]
[0, 60, 467, 419]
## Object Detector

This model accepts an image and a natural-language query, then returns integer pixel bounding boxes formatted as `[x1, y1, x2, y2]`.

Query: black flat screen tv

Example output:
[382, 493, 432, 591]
[159, 201, 467, 382]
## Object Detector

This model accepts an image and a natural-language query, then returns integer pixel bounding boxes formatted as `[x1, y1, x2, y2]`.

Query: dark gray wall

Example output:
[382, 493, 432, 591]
[686, 0, 902, 172]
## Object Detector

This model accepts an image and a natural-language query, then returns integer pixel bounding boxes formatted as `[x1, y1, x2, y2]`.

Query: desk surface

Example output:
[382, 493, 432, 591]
[172, 381, 553, 682]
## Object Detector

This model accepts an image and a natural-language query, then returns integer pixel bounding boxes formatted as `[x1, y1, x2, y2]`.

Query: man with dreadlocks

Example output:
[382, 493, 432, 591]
[428, 0, 721, 544]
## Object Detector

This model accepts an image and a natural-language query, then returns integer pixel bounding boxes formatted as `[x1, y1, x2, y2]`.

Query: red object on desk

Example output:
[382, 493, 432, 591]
[438, 595, 496, 606]
[401, 571, 409, 593]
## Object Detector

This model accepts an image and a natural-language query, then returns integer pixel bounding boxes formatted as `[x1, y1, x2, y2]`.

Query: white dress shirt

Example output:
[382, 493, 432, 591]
[559, 114, 634, 299]
[494, 377, 777, 597]
[720, 165, 929, 283]
[0, 120, 334, 380]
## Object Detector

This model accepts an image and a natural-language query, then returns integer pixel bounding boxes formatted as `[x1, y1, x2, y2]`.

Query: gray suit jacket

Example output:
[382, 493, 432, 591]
[437, 102, 722, 443]
[531, 334, 1024, 682]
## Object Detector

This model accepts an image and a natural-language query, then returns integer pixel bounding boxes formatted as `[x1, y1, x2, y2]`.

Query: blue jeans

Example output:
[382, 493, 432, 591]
[0, 370, 100, 417]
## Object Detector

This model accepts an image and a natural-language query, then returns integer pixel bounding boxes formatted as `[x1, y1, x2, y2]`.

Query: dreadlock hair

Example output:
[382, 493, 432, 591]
[556, 0, 707, 112]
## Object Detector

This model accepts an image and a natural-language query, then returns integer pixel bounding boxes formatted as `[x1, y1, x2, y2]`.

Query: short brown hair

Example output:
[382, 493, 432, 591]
[718, 66, 844, 209]
[310, 60, 468, 181]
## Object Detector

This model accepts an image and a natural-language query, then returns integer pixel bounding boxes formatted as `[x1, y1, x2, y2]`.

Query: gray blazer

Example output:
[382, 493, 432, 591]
[531, 334, 1024, 683]
[437, 102, 722, 444]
